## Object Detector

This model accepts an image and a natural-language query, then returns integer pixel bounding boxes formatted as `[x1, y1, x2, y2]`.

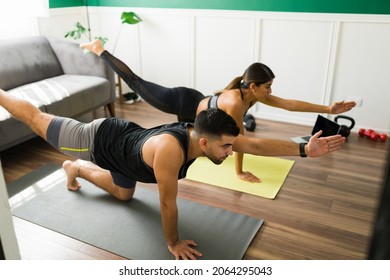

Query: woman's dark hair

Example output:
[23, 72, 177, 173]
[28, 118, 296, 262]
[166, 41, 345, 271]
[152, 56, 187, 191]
[224, 62, 275, 90]
[194, 109, 240, 138]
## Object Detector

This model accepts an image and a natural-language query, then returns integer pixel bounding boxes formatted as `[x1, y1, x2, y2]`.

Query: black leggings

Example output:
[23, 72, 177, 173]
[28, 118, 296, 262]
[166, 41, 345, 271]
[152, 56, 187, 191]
[100, 51, 206, 122]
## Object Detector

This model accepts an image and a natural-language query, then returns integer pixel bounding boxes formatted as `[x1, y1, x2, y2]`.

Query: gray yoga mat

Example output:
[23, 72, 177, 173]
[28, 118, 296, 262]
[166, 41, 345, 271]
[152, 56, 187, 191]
[7, 164, 263, 260]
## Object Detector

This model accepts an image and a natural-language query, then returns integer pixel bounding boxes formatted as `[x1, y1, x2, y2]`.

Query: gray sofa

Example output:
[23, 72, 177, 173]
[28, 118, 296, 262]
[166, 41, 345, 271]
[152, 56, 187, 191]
[0, 36, 116, 151]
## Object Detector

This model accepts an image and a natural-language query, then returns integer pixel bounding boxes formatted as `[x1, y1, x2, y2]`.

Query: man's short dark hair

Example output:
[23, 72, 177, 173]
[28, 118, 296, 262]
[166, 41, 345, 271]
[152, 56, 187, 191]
[194, 109, 240, 138]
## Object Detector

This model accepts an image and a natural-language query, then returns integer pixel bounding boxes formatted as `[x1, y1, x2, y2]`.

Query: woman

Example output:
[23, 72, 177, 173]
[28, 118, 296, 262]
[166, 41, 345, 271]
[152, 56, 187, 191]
[80, 40, 356, 183]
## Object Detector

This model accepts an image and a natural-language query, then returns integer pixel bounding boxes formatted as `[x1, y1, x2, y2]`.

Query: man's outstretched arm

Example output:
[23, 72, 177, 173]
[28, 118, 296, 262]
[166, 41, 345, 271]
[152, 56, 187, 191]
[233, 130, 346, 157]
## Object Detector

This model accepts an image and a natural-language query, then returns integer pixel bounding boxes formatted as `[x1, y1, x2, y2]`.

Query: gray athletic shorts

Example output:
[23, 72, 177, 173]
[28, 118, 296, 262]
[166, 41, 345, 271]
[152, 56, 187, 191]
[47, 117, 104, 162]
[46, 117, 136, 189]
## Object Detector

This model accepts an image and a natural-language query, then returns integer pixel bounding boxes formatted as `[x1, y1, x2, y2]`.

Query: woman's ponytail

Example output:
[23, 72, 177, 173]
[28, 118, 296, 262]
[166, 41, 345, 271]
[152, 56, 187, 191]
[224, 76, 242, 90]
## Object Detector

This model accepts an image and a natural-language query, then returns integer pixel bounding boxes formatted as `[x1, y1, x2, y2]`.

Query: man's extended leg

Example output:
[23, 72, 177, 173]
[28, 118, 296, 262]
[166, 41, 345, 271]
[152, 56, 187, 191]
[63, 159, 135, 201]
[50, 117, 135, 201]
[1, 88, 134, 201]
[0, 89, 53, 140]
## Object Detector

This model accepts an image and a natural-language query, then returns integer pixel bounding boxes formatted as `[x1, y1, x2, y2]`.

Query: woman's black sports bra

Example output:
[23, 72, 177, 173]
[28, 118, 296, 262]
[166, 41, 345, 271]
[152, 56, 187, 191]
[207, 94, 219, 109]
[207, 88, 251, 116]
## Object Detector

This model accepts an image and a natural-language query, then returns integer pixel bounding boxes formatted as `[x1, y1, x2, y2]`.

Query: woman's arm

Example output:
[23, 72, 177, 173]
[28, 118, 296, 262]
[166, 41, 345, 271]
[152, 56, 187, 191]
[224, 98, 261, 183]
[263, 95, 356, 114]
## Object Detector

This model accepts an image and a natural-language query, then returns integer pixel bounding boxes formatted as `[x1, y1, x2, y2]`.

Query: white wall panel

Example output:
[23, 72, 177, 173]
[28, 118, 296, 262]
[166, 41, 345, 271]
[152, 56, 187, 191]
[195, 16, 256, 96]
[0, 0, 48, 40]
[254, 19, 334, 125]
[333, 22, 390, 133]
[38, 8, 87, 39]
[138, 14, 192, 88]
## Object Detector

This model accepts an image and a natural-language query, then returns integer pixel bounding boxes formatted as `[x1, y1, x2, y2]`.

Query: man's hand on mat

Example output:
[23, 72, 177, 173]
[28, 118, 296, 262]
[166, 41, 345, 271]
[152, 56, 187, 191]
[237, 171, 261, 183]
[306, 131, 346, 157]
[168, 240, 202, 260]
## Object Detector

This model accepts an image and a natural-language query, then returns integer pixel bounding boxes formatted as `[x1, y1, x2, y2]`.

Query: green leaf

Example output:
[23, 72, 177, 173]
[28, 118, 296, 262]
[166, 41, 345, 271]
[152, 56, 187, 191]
[121, 11, 142, 25]
[76, 22, 88, 33]
[64, 22, 89, 40]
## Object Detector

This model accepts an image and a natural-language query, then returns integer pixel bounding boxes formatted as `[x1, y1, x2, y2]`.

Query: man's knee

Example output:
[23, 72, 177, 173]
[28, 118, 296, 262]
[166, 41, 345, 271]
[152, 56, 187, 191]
[110, 174, 136, 201]
[29, 113, 54, 139]
[114, 186, 135, 201]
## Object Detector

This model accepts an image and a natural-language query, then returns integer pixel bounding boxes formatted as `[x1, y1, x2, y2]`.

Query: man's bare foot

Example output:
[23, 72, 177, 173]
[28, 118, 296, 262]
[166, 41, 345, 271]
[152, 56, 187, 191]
[79, 39, 105, 56]
[62, 160, 82, 191]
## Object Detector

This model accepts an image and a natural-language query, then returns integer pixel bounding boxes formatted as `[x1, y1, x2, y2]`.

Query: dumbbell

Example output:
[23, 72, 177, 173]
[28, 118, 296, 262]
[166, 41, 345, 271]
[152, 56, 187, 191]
[243, 114, 256, 132]
[358, 128, 388, 142]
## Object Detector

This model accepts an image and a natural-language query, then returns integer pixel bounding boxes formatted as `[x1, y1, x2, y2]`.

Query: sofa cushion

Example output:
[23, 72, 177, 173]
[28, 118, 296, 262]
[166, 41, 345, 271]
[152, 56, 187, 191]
[47, 36, 109, 78]
[0, 85, 47, 121]
[0, 36, 63, 91]
[47, 36, 116, 100]
[0, 117, 45, 151]
[0, 87, 47, 151]
[44, 75, 111, 117]
[1, 74, 111, 121]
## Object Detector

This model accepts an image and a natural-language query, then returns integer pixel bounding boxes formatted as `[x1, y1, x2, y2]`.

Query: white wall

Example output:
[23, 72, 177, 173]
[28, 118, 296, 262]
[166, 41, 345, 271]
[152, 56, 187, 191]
[0, 0, 49, 40]
[37, 7, 390, 134]
[0, 160, 21, 260]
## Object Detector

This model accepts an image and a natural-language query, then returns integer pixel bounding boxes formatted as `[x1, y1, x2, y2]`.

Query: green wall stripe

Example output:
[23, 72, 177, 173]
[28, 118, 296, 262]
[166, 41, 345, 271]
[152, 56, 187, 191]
[49, 0, 390, 15]
[50, 0, 84, 7]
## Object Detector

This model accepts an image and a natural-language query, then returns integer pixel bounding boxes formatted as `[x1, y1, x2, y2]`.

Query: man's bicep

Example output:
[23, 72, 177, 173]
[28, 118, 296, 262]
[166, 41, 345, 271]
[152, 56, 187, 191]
[233, 135, 256, 154]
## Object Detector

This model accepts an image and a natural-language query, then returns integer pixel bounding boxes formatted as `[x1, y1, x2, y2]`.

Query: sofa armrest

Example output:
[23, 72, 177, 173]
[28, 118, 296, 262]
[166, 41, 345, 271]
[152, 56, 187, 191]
[47, 36, 115, 99]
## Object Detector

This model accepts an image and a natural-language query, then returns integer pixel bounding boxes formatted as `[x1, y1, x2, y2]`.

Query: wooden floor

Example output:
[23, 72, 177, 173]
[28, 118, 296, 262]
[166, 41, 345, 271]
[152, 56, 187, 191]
[1, 100, 388, 260]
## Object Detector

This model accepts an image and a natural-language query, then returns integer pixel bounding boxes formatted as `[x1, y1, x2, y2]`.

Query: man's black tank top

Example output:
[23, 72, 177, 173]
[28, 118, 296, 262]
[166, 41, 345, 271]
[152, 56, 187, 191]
[93, 118, 195, 183]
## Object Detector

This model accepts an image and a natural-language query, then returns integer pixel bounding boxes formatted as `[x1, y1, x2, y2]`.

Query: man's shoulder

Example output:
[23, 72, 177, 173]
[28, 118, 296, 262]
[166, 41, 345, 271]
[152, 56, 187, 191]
[152, 133, 184, 151]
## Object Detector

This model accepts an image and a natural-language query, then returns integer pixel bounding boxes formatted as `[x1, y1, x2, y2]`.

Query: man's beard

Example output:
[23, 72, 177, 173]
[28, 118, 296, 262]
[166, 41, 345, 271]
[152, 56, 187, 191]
[204, 151, 227, 165]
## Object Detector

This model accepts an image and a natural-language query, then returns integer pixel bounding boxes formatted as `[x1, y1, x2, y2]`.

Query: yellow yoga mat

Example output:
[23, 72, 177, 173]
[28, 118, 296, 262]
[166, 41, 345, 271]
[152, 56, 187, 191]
[186, 155, 295, 199]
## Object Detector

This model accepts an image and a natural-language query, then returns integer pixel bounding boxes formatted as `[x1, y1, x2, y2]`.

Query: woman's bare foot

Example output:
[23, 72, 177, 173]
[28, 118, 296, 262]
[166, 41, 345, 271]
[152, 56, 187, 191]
[62, 160, 82, 191]
[79, 39, 105, 56]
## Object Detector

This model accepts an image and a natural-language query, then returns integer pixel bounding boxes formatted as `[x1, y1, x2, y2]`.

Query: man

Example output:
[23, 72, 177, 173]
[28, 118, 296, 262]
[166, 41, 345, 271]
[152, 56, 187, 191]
[0, 89, 345, 259]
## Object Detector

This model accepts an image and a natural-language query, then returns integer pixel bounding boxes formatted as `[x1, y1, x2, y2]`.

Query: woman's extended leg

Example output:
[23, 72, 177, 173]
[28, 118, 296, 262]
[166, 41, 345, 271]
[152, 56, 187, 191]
[80, 40, 205, 121]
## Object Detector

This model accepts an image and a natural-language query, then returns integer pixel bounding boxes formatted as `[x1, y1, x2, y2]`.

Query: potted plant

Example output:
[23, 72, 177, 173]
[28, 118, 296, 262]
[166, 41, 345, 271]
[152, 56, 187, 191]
[65, 11, 142, 48]
[65, 11, 142, 103]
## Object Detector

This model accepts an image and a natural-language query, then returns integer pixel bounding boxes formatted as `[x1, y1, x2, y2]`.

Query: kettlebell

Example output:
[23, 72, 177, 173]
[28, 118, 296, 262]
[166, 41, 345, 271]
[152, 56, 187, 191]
[243, 114, 256, 132]
[334, 115, 355, 138]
